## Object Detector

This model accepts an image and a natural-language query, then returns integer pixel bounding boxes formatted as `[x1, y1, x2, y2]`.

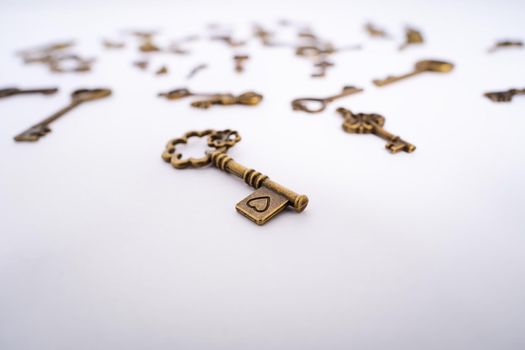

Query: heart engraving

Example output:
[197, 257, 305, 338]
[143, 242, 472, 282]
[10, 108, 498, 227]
[247, 196, 270, 213]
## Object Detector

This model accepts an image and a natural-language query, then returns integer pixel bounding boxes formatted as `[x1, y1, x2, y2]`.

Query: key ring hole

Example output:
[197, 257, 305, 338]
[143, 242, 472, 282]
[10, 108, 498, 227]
[291, 98, 327, 113]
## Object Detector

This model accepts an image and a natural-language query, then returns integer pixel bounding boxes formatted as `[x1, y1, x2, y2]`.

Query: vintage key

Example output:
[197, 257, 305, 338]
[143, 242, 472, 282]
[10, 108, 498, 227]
[0, 87, 58, 99]
[399, 27, 424, 50]
[311, 58, 334, 78]
[487, 40, 523, 53]
[373, 59, 454, 87]
[295, 43, 361, 57]
[162, 129, 308, 225]
[158, 88, 219, 100]
[291, 86, 363, 113]
[336, 108, 416, 154]
[14, 88, 111, 142]
[190, 92, 263, 109]
[233, 54, 249, 73]
[484, 88, 525, 102]
[364, 22, 391, 39]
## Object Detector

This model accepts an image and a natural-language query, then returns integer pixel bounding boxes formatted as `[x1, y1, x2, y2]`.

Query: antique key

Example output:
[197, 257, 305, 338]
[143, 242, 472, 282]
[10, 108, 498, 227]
[311, 57, 334, 78]
[233, 54, 249, 73]
[484, 88, 525, 102]
[399, 27, 424, 50]
[373, 59, 454, 87]
[162, 129, 308, 225]
[0, 87, 58, 99]
[336, 108, 416, 154]
[295, 43, 361, 58]
[14, 88, 111, 142]
[487, 40, 523, 53]
[365, 22, 391, 39]
[158, 88, 262, 108]
[291, 86, 363, 113]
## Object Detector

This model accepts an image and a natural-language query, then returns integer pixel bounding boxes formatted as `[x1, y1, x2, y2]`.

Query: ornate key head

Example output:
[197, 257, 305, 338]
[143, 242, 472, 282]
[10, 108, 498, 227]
[337, 108, 385, 134]
[162, 129, 241, 169]
[71, 88, 112, 103]
[415, 60, 454, 73]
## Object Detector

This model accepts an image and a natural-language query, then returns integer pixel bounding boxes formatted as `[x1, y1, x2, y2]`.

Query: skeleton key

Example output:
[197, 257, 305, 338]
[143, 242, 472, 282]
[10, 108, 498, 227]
[487, 40, 523, 53]
[484, 88, 525, 102]
[0, 87, 58, 99]
[14, 88, 111, 142]
[399, 27, 424, 50]
[162, 129, 308, 225]
[233, 55, 249, 73]
[336, 108, 416, 154]
[291, 86, 363, 113]
[373, 59, 454, 87]
[158, 88, 218, 100]
[190, 92, 263, 109]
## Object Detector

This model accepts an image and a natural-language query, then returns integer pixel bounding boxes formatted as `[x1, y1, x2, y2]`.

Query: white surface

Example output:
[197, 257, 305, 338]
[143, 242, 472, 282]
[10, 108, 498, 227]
[1, 0, 525, 349]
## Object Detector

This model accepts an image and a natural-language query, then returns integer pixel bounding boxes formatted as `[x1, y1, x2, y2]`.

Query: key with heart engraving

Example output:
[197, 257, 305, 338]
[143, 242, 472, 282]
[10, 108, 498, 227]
[162, 129, 308, 225]
[291, 86, 363, 113]
[14, 88, 111, 142]
[0, 87, 58, 99]
[336, 108, 416, 154]
[484, 88, 525, 102]
[373, 59, 454, 87]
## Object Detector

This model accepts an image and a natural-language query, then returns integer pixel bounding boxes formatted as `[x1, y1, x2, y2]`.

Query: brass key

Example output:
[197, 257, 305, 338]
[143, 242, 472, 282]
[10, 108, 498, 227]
[162, 129, 308, 225]
[399, 27, 424, 50]
[311, 57, 334, 78]
[364, 22, 391, 39]
[484, 88, 525, 102]
[295, 43, 361, 57]
[14, 88, 111, 142]
[0, 87, 58, 99]
[487, 40, 523, 53]
[158, 88, 262, 108]
[233, 54, 249, 73]
[291, 86, 364, 113]
[337, 108, 416, 154]
[373, 59, 454, 87]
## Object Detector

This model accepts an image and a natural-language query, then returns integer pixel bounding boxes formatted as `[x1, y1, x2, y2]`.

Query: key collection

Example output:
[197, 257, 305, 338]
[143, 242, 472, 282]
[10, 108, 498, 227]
[2, 20, 523, 225]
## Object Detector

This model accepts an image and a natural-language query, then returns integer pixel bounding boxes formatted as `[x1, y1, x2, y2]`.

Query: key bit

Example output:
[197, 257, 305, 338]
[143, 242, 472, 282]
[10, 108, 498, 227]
[399, 27, 424, 50]
[337, 108, 416, 154]
[291, 86, 364, 113]
[488, 40, 523, 53]
[484, 88, 525, 102]
[162, 129, 308, 225]
[0, 87, 58, 99]
[14, 88, 111, 142]
[373, 59, 454, 87]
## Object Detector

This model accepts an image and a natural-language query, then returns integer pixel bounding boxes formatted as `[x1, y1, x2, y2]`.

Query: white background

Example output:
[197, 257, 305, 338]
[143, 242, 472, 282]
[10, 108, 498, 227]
[1, 0, 525, 349]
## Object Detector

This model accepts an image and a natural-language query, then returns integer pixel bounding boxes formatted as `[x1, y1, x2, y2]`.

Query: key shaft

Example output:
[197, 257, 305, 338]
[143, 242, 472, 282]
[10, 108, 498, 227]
[211, 151, 308, 212]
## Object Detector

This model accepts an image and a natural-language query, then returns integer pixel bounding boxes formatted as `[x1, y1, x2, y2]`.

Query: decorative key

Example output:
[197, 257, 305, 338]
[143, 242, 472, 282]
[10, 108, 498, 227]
[291, 86, 364, 113]
[373, 59, 454, 87]
[484, 88, 525, 102]
[158, 88, 262, 108]
[233, 54, 249, 73]
[487, 40, 523, 53]
[162, 129, 308, 225]
[364, 22, 391, 39]
[0, 87, 58, 99]
[336, 108, 416, 154]
[399, 27, 424, 50]
[14, 88, 111, 142]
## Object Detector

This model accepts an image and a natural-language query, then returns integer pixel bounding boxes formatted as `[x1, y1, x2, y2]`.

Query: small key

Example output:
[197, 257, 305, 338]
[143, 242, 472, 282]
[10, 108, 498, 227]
[0, 87, 58, 99]
[155, 65, 168, 75]
[158, 88, 218, 100]
[487, 40, 523, 53]
[484, 88, 525, 102]
[399, 27, 424, 50]
[365, 22, 391, 39]
[373, 59, 454, 87]
[191, 92, 263, 109]
[162, 129, 308, 225]
[311, 58, 334, 78]
[233, 54, 249, 73]
[291, 86, 364, 113]
[296, 43, 361, 58]
[336, 108, 416, 154]
[14, 88, 111, 142]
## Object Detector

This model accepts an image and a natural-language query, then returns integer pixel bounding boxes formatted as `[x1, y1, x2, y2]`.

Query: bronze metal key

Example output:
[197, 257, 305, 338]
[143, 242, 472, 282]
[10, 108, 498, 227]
[14, 88, 111, 142]
[291, 86, 364, 113]
[162, 130, 308, 225]
[337, 108, 416, 154]
[0, 87, 58, 99]
[158, 88, 262, 108]
[484, 88, 525, 102]
[373, 59, 454, 87]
